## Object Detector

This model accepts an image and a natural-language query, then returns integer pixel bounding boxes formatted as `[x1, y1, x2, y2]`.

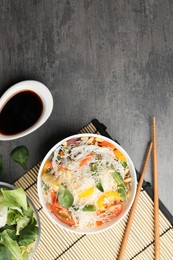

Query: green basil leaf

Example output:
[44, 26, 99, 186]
[0, 154, 3, 174]
[96, 181, 104, 192]
[10, 146, 29, 170]
[82, 205, 96, 211]
[58, 186, 74, 208]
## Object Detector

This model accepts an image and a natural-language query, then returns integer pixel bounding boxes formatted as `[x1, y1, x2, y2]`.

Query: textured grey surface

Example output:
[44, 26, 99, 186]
[0, 0, 173, 216]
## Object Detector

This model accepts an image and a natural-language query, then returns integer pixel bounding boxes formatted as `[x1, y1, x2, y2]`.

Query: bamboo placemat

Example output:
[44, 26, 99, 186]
[14, 120, 173, 260]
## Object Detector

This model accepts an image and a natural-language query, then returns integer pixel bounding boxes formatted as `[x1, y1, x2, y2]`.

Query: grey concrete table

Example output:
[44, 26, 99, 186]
[0, 0, 173, 218]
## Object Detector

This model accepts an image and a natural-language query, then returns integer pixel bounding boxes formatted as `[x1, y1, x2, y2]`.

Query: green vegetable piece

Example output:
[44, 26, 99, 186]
[7, 208, 23, 226]
[43, 184, 49, 192]
[57, 155, 61, 160]
[30, 217, 37, 226]
[16, 216, 30, 235]
[0, 226, 18, 241]
[58, 186, 74, 208]
[0, 230, 23, 260]
[82, 205, 96, 211]
[18, 224, 39, 246]
[1, 188, 28, 210]
[10, 146, 29, 171]
[0, 205, 8, 228]
[122, 161, 127, 168]
[112, 171, 123, 185]
[96, 181, 104, 192]
[117, 184, 127, 200]
[0, 154, 3, 174]
[72, 205, 79, 211]
[90, 162, 98, 172]
[0, 245, 12, 260]
[23, 207, 33, 218]
[112, 171, 127, 200]
[20, 245, 33, 260]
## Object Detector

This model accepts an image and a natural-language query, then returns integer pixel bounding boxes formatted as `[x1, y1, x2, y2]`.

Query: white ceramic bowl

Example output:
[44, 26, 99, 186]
[37, 133, 137, 234]
[0, 182, 41, 259]
[0, 80, 53, 140]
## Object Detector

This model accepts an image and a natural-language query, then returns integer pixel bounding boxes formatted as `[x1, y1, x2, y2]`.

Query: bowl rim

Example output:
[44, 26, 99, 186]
[0, 181, 41, 258]
[37, 133, 137, 234]
[0, 80, 53, 141]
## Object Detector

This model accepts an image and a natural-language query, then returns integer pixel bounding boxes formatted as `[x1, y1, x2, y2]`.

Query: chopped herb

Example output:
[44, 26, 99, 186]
[90, 162, 98, 172]
[96, 181, 104, 192]
[72, 205, 79, 211]
[91, 172, 99, 177]
[82, 205, 96, 212]
[62, 146, 69, 153]
[122, 161, 127, 168]
[43, 184, 49, 192]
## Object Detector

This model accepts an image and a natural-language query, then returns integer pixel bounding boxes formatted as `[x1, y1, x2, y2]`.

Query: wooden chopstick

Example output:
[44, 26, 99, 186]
[153, 116, 160, 259]
[118, 142, 153, 260]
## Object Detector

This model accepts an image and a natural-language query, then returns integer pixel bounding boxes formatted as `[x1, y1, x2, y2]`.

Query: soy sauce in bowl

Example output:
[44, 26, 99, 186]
[0, 90, 43, 135]
[0, 80, 53, 141]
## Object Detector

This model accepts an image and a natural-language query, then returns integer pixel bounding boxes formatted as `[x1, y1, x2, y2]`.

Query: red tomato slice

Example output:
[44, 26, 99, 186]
[106, 203, 122, 215]
[50, 190, 56, 203]
[51, 200, 75, 226]
[96, 203, 122, 223]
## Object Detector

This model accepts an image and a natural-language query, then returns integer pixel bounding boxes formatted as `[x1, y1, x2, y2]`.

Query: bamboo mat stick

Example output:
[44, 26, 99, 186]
[153, 116, 160, 260]
[118, 142, 153, 260]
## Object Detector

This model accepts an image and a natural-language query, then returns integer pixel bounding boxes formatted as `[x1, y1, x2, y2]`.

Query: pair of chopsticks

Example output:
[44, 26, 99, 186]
[118, 117, 160, 260]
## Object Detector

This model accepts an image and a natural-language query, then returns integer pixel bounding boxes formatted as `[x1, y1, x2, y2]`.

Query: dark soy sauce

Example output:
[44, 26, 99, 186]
[0, 90, 43, 135]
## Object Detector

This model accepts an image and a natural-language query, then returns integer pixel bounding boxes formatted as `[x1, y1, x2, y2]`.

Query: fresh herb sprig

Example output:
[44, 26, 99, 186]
[10, 146, 29, 171]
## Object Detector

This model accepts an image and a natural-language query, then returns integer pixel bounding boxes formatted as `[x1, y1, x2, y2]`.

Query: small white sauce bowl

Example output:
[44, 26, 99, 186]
[0, 80, 53, 141]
